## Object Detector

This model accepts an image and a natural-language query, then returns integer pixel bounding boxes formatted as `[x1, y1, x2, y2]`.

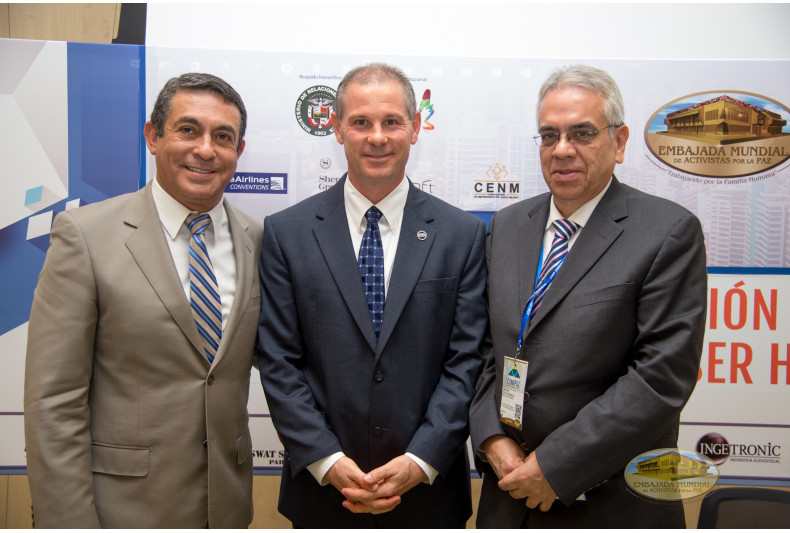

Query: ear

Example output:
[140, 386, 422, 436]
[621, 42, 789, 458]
[236, 138, 246, 159]
[332, 113, 344, 145]
[143, 122, 159, 155]
[410, 111, 421, 145]
[613, 124, 629, 164]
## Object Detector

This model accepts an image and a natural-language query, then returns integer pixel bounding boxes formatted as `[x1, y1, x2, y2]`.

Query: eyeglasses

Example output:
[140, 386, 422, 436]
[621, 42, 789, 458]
[533, 125, 622, 147]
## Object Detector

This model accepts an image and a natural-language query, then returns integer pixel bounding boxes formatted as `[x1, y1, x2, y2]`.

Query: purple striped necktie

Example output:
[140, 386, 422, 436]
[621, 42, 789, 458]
[186, 212, 222, 364]
[530, 218, 580, 319]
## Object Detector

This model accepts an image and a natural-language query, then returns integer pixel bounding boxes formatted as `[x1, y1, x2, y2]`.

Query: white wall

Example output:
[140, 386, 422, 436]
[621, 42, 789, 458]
[146, 2, 790, 59]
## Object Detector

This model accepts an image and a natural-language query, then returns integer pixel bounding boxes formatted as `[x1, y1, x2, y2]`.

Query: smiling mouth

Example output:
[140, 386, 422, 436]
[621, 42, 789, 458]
[187, 166, 214, 174]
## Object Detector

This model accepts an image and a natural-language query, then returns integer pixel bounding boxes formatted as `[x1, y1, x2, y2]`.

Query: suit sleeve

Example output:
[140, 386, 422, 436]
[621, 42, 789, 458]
[404, 217, 489, 476]
[256, 217, 344, 474]
[23, 212, 101, 527]
[537, 213, 708, 505]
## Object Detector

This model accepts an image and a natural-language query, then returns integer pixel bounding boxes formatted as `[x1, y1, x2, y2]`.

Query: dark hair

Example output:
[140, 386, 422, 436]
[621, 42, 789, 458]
[335, 63, 416, 120]
[150, 72, 247, 149]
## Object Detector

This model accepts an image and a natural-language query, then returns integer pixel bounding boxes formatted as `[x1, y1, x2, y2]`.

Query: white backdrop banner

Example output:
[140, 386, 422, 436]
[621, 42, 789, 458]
[2, 40, 788, 484]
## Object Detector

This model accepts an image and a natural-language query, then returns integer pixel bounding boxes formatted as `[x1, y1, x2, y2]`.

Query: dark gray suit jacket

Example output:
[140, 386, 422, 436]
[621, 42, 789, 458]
[257, 176, 488, 528]
[470, 177, 707, 528]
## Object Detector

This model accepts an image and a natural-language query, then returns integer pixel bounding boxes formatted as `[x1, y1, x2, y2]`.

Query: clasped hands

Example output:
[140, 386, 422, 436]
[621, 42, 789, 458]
[324, 455, 427, 514]
[482, 435, 558, 512]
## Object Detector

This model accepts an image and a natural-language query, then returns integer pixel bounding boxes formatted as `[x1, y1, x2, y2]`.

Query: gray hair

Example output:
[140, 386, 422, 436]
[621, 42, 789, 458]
[150, 72, 247, 149]
[537, 65, 625, 133]
[335, 63, 417, 120]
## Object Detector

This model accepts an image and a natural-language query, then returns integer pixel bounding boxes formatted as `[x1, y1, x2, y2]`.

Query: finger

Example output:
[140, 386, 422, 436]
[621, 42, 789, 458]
[539, 499, 554, 512]
[342, 495, 401, 514]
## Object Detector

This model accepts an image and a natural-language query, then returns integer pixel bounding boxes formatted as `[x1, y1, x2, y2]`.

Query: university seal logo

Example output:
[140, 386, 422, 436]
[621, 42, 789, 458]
[645, 91, 790, 178]
[295, 85, 337, 136]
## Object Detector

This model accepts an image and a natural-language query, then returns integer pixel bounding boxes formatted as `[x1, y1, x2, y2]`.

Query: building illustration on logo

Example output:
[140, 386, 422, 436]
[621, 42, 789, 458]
[660, 95, 787, 145]
[634, 450, 711, 481]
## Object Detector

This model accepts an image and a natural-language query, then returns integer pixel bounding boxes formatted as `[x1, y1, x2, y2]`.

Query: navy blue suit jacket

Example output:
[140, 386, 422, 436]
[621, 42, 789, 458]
[257, 176, 487, 528]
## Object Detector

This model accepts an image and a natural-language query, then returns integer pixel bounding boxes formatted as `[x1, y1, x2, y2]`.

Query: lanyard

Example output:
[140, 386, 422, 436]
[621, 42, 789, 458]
[515, 242, 568, 360]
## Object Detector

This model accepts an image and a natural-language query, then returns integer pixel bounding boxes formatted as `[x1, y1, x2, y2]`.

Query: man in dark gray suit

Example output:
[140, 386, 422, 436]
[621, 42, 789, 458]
[257, 63, 487, 528]
[470, 65, 707, 528]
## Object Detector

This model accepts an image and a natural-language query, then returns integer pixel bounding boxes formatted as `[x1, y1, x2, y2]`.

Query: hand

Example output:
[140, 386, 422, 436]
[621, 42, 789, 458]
[323, 456, 376, 493]
[340, 455, 427, 514]
[497, 452, 557, 512]
[480, 435, 526, 480]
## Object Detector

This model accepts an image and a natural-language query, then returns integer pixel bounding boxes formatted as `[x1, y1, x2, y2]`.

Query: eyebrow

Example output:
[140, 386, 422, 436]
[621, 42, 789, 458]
[173, 116, 238, 136]
[539, 121, 597, 132]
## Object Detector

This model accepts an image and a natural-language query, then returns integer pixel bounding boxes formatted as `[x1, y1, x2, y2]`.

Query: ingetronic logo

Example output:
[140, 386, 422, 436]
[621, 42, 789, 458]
[697, 432, 782, 465]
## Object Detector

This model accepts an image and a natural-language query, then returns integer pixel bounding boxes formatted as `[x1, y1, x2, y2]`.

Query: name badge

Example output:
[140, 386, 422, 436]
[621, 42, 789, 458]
[499, 356, 528, 430]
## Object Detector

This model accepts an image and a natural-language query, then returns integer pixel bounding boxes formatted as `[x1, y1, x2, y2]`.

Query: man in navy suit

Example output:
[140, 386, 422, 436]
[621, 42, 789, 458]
[257, 63, 488, 528]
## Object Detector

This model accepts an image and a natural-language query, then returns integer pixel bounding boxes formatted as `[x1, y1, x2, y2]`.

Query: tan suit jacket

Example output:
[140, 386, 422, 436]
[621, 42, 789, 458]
[24, 183, 263, 528]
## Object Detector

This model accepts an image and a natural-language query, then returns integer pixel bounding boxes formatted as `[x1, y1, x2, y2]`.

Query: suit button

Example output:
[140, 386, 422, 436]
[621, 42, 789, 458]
[202, 440, 208, 448]
[207, 375, 215, 385]
[524, 392, 530, 401]
[374, 371, 384, 382]
[373, 427, 383, 437]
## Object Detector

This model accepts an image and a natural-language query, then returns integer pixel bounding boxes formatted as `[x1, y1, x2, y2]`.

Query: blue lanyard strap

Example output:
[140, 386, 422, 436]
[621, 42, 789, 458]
[515, 244, 567, 360]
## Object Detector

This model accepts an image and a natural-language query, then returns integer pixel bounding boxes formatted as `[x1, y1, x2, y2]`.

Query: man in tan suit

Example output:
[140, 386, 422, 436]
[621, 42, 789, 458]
[24, 73, 262, 528]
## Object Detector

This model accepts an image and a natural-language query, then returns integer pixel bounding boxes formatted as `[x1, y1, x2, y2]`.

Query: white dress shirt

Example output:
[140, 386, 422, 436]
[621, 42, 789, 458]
[540, 177, 613, 273]
[306, 176, 439, 486]
[151, 177, 237, 331]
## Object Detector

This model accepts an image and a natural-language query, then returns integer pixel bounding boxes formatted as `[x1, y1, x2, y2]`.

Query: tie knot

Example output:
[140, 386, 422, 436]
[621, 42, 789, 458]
[365, 206, 383, 223]
[552, 219, 580, 241]
[186, 213, 211, 236]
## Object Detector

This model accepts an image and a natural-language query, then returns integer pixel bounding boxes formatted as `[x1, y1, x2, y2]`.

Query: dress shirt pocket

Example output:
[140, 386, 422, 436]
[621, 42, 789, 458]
[91, 442, 151, 477]
[574, 282, 635, 308]
[236, 429, 252, 465]
[413, 277, 456, 293]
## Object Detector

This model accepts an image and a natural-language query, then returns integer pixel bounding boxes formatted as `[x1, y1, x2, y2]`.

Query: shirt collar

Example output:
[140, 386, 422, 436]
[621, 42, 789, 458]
[151, 176, 226, 240]
[546, 176, 612, 231]
[344, 175, 409, 233]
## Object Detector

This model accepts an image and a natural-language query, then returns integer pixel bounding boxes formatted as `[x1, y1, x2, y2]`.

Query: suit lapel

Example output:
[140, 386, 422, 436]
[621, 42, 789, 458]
[519, 199, 549, 317]
[124, 184, 206, 359]
[376, 184, 435, 355]
[211, 201, 255, 367]
[528, 178, 628, 330]
[313, 177, 380, 352]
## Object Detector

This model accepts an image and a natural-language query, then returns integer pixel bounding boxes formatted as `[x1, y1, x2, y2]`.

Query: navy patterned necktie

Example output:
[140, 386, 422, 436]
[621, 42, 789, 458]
[530, 218, 580, 319]
[186, 213, 222, 363]
[358, 207, 385, 340]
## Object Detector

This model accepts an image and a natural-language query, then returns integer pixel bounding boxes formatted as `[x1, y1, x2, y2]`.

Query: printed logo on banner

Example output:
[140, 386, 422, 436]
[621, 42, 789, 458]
[252, 448, 284, 467]
[645, 91, 790, 181]
[295, 85, 337, 136]
[624, 449, 719, 502]
[473, 163, 520, 199]
[419, 89, 436, 131]
[696, 432, 782, 466]
[225, 173, 288, 194]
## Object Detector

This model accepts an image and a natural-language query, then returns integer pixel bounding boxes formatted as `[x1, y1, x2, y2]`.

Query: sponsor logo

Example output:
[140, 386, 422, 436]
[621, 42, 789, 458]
[413, 179, 436, 194]
[225, 173, 287, 194]
[419, 89, 436, 131]
[645, 91, 790, 178]
[625, 449, 719, 501]
[320, 157, 332, 169]
[473, 163, 520, 199]
[252, 448, 285, 467]
[295, 85, 337, 136]
[697, 433, 782, 466]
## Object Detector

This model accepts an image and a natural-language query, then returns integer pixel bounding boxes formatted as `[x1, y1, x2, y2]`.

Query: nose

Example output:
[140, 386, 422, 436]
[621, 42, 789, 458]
[552, 133, 577, 158]
[193, 133, 216, 159]
[367, 125, 387, 146]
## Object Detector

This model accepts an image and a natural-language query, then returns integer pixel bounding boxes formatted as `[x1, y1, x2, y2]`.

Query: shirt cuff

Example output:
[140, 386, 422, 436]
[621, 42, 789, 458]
[405, 452, 438, 485]
[307, 452, 345, 486]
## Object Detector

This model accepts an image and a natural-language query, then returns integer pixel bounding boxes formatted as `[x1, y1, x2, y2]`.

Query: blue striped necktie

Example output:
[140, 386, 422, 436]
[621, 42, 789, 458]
[186, 213, 222, 363]
[358, 207, 385, 340]
[530, 218, 580, 319]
